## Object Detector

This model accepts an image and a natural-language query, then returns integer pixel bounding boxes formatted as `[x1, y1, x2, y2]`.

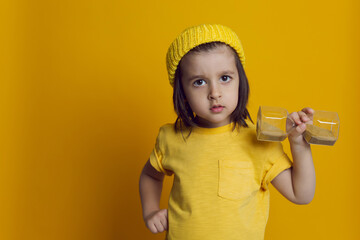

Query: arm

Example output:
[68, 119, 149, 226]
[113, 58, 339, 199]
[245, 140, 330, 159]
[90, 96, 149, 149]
[139, 159, 168, 233]
[271, 107, 316, 205]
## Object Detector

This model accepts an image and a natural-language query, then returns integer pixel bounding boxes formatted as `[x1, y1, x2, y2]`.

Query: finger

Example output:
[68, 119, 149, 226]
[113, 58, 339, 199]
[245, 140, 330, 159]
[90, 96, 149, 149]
[148, 222, 158, 234]
[160, 216, 168, 230]
[302, 107, 315, 115]
[288, 112, 302, 125]
[160, 209, 168, 230]
[295, 122, 307, 134]
[298, 111, 310, 122]
[154, 220, 165, 233]
[302, 107, 315, 120]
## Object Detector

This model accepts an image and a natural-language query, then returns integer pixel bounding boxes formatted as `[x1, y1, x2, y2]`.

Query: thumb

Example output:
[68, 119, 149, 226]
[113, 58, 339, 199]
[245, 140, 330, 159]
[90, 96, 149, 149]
[288, 122, 307, 137]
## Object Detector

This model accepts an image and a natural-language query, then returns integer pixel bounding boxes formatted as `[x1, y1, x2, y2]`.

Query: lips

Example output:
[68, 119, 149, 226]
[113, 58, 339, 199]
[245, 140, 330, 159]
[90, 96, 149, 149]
[211, 104, 224, 109]
[211, 105, 224, 113]
[211, 104, 223, 109]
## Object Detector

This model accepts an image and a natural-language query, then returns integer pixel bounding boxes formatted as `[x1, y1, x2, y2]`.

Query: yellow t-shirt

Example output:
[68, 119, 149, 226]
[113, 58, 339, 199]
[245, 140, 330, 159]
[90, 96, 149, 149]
[149, 121, 292, 240]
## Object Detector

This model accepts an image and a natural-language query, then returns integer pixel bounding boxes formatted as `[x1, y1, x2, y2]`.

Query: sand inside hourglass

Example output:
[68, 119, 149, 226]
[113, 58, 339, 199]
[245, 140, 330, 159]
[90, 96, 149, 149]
[303, 124, 337, 146]
[257, 121, 287, 141]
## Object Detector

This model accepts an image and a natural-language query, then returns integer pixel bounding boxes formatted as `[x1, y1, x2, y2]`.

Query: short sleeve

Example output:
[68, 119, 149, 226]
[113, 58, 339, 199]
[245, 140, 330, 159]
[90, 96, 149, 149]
[149, 127, 172, 176]
[261, 142, 293, 191]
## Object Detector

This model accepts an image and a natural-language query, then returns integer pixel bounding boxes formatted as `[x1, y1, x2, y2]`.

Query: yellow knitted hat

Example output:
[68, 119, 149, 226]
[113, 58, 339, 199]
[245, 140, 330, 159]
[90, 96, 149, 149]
[166, 24, 246, 87]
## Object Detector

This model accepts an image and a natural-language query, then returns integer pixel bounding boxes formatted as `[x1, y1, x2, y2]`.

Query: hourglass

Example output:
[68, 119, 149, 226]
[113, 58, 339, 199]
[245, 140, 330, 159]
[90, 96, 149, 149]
[256, 106, 340, 146]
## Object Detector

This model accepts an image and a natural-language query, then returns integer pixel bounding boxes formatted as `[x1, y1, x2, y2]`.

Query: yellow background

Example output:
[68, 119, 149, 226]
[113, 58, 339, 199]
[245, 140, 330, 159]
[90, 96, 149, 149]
[1, 0, 359, 239]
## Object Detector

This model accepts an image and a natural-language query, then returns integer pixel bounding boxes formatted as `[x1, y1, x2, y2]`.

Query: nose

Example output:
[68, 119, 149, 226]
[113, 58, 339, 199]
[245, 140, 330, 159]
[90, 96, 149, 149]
[208, 82, 222, 100]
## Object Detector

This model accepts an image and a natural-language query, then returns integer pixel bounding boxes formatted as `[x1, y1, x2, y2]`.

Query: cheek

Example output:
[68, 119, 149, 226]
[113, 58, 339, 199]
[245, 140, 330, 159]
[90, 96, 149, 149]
[228, 86, 239, 107]
[184, 86, 202, 101]
[187, 95, 203, 111]
[184, 90, 206, 111]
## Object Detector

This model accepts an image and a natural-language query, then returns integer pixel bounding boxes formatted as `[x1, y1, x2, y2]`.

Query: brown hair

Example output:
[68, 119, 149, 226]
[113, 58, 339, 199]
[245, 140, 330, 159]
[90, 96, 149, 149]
[173, 41, 253, 139]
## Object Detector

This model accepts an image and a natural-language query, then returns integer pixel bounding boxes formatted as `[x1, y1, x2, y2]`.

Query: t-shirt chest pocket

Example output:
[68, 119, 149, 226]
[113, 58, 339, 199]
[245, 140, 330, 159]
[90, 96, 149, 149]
[218, 159, 259, 201]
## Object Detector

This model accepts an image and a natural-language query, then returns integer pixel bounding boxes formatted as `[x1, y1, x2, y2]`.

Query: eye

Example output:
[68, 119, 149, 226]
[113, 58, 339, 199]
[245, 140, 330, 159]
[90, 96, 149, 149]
[193, 79, 206, 87]
[220, 75, 231, 82]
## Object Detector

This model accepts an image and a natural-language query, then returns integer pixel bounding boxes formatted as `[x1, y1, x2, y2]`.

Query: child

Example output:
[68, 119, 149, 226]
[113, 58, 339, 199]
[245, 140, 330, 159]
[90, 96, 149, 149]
[139, 24, 316, 240]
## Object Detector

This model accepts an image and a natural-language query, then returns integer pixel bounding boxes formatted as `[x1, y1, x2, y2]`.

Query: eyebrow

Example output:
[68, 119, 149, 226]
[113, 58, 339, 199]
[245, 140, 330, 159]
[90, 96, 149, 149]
[186, 70, 236, 81]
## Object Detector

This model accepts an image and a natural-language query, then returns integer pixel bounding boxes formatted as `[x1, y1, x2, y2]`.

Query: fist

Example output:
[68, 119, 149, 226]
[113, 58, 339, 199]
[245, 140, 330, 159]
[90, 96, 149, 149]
[144, 209, 168, 234]
[286, 107, 315, 144]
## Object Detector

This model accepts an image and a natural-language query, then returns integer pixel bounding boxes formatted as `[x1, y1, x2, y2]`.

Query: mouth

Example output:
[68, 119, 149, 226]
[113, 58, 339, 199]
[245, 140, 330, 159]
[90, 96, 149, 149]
[210, 105, 224, 113]
[211, 104, 224, 109]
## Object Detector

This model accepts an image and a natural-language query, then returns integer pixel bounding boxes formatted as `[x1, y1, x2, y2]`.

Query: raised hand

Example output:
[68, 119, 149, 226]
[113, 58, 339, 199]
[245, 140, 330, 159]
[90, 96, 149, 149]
[286, 107, 315, 145]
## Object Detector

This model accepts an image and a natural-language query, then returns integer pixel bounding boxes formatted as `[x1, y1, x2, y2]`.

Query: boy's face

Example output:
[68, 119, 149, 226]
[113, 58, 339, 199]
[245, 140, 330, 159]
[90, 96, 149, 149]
[179, 45, 239, 128]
